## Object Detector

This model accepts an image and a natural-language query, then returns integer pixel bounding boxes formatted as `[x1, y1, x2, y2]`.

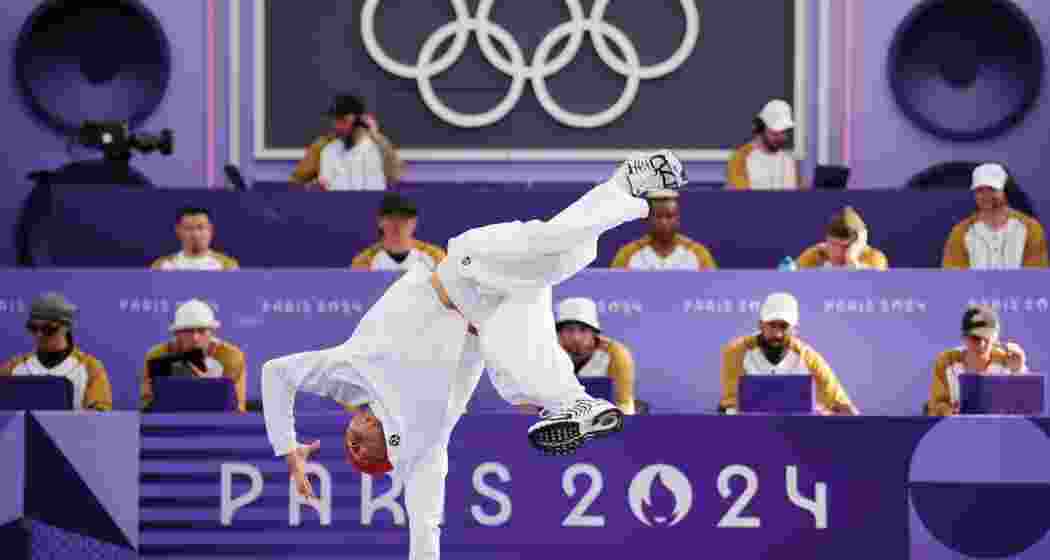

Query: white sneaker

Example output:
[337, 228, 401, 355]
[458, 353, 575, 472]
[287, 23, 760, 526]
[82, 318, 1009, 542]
[527, 398, 624, 455]
[619, 149, 688, 199]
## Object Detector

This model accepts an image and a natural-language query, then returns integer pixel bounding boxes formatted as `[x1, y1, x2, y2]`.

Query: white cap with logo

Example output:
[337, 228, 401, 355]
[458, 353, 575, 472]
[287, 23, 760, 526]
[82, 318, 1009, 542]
[757, 99, 795, 132]
[760, 292, 799, 327]
[170, 299, 221, 332]
[971, 163, 1008, 191]
[556, 297, 601, 332]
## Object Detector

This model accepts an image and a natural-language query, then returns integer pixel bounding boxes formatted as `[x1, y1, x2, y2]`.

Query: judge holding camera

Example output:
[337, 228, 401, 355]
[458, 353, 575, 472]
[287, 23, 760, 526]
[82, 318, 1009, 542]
[141, 299, 247, 412]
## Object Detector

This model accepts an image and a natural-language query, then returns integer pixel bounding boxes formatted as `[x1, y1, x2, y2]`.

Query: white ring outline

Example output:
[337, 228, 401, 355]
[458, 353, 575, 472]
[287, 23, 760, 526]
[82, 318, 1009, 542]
[361, 0, 699, 129]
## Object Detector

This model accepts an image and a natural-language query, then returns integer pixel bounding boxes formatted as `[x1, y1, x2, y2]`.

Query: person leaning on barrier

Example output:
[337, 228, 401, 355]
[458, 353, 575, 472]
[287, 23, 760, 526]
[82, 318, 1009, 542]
[0, 293, 112, 411]
[927, 305, 1029, 416]
[797, 206, 889, 270]
[719, 292, 858, 415]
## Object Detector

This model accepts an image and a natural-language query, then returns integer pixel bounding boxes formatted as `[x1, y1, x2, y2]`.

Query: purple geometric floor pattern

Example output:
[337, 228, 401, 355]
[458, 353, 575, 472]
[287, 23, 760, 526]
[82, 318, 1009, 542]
[31, 412, 139, 549]
[25, 519, 137, 560]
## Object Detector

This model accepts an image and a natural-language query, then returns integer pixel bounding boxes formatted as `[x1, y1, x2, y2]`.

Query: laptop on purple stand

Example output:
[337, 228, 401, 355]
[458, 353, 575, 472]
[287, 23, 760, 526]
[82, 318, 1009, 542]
[738, 374, 815, 414]
[958, 373, 1045, 416]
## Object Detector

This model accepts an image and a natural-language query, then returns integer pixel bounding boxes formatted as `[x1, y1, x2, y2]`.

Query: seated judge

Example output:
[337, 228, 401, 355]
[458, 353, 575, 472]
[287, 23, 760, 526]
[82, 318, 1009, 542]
[727, 99, 803, 190]
[942, 163, 1048, 269]
[719, 292, 858, 415]
[291, 93, 406, 190]
[927, 305, 1029, 417]
[555, 297, 638, 414]
[142, 299, 247, 412]
[351, 194, 446, 271]
[610, 193, 717, 270]
[797, 206, 889, 270]
[0, 293, 112, 411]
[151, 207, 239, 271]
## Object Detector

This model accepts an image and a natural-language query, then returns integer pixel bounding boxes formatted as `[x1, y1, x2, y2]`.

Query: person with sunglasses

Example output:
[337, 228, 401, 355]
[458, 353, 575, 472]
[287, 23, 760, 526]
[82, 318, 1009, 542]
[0, 293, 112, 411]
[927, 305, 1029, 416]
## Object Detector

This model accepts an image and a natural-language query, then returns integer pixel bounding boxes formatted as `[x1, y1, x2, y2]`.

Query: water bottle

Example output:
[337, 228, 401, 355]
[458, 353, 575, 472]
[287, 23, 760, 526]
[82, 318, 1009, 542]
[777, 256, 797, 271]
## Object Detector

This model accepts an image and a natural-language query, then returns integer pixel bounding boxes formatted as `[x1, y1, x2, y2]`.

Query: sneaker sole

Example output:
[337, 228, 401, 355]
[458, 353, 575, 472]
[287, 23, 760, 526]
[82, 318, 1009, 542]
[528, 409, 624, 455]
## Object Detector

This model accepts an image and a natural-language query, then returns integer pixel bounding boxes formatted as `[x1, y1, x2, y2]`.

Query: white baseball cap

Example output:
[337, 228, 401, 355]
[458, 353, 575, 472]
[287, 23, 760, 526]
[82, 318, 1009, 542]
[971, 163, 1008, 191]
[170, 299, 221, 332]
[556, 297, 601, 332]
[760, 292, 799, 326]
[970, 163, 1003, 192]
[757, 99, 795, 132]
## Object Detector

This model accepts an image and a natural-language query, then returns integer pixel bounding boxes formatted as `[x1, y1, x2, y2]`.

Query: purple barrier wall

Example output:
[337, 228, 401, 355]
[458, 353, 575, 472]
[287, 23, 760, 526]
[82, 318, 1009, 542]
[136, 413, 1050, 559]
[27, 185, 980, 269]
[0, 269, 1047, 415]
[3, 412, 1049, 559]
[0, 412, 139, 558]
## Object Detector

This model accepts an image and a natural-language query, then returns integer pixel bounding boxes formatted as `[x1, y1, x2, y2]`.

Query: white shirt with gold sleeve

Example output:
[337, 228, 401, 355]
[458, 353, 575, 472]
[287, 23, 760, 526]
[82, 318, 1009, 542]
[152, 251, 239, 271]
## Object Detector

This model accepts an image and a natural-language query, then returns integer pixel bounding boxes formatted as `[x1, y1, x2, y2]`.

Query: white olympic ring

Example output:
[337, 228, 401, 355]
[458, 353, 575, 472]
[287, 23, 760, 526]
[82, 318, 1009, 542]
[360, 0, 700, 129]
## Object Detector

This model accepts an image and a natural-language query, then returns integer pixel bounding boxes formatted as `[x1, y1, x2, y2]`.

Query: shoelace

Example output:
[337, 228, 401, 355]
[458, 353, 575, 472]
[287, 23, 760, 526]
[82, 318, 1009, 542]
[565, 399, 594, 418]
[540, 399, 596, 420]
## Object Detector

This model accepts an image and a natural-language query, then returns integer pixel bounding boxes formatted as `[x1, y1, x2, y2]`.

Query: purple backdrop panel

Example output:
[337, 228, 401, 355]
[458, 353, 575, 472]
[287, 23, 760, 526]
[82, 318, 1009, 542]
[0, 269, 1048, 416]
[551, 269, 1050, 416]
[29, 185, 977, 269]
[138, 413, 1050, 559]
[0, 413, 24, 525]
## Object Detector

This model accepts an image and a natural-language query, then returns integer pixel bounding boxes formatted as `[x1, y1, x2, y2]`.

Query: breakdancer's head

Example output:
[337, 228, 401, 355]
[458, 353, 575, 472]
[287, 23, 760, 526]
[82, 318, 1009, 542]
[345, 409, 394, 475]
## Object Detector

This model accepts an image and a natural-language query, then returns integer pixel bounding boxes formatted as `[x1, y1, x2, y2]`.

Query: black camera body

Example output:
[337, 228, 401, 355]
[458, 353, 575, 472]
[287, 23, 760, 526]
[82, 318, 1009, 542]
[78, 120, 173, 161]
[147, 348, 207, 379]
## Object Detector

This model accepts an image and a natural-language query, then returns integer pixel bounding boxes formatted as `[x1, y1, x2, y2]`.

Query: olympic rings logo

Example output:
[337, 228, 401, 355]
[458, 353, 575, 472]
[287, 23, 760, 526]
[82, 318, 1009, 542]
[361, 0, 699, 129]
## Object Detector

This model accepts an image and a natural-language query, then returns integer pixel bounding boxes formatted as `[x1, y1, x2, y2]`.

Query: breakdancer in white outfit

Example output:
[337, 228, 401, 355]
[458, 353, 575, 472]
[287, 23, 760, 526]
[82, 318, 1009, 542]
[261, 151, 687, 559]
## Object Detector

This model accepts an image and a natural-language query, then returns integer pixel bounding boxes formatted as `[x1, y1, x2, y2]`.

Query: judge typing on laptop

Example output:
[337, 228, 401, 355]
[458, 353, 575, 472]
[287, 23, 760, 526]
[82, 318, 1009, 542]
[719, 292, 859, 415]
[927, 305, 1036, 416]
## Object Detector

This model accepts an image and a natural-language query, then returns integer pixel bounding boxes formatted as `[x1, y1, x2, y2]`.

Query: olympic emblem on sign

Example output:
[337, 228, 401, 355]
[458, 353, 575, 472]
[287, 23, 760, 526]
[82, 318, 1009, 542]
[361, 0, 700, 129]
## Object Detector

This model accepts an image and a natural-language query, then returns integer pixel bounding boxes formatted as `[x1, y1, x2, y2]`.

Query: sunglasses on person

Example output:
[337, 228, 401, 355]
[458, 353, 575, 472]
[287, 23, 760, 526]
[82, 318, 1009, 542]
[25, 322, 62, 336]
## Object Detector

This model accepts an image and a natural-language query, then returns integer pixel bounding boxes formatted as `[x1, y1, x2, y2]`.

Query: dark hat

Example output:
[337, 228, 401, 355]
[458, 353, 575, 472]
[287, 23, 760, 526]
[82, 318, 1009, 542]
[325, 93, 366, 118]
[378, 193, 418, 217]
[962, 305, 999, 338]
[29, 292, 77, 326]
